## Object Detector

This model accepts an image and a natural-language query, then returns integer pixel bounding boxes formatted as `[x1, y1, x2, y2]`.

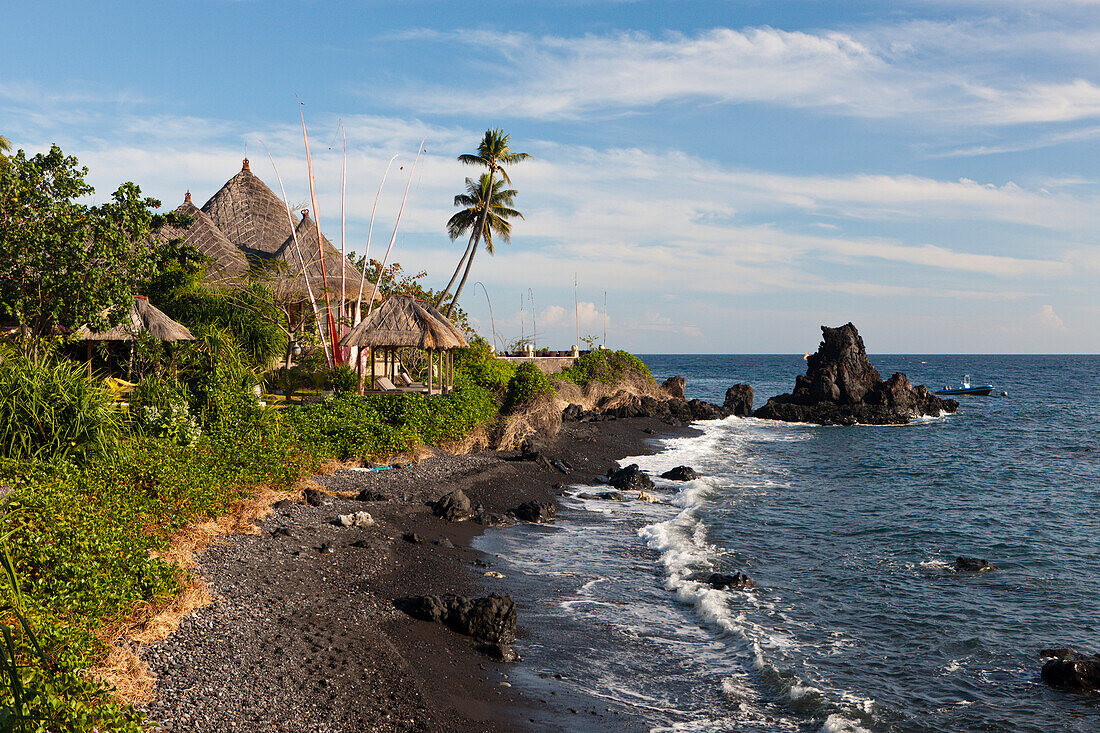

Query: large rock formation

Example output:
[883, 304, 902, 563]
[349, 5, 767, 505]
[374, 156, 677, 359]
[754, 323, 958, 425]
[723, 384, 754, 417]
[1040, 648, 1100, 692]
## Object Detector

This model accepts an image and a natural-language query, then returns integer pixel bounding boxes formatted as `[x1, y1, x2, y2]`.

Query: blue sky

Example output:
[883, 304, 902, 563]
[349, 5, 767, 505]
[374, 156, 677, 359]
[3, 0, 1100, 353]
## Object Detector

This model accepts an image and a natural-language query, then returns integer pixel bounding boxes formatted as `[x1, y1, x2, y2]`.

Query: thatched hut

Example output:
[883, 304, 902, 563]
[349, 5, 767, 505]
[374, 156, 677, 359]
[201, 158, 294, 259]
[188, 158, 378, 315]
[75, 295, 194, 376]
[340, 296, 468, 394]
[153, 193, 249, 286]
[76, 295, 194, 342]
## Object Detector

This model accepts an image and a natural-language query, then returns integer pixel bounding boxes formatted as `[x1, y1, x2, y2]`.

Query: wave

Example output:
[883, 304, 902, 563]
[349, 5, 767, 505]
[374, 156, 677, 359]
[630, 419, 877, 732]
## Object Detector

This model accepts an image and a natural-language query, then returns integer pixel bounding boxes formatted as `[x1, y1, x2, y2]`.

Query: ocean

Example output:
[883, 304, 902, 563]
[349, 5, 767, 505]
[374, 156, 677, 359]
[475, 354, 1100, 732]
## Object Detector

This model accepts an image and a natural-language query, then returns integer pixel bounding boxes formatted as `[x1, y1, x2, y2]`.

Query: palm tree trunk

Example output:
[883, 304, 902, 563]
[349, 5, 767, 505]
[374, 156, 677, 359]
[438, 168, 496, 310]
[434, 231, 477, 308]
[445, 239, 479, 317]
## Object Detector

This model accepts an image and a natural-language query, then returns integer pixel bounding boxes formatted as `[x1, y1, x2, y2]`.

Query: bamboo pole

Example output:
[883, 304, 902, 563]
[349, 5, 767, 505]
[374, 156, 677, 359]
[262, 144, 331, 365]
[339, 122, 347, 325]
[364, 138, 427, 320]
[298, 99, 340, 366]
[355, 153, 400, 319]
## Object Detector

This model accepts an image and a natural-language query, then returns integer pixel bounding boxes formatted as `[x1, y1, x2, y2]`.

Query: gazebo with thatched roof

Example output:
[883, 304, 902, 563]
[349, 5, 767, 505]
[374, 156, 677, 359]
[340, 295, 468, 394]
[75, 295, 194, 375]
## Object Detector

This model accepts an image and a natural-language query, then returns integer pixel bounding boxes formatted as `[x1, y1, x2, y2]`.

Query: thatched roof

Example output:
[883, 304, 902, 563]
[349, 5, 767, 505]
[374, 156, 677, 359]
[76, 296, 195, 342]
[268, 212, 379, 304]
[340, 296, 468, 350]
[201, 159, 294, 258]
[154, 196, 249, 286]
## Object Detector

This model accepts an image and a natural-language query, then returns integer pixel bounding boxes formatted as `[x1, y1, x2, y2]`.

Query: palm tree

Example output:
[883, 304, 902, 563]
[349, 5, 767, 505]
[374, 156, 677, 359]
[0, 136, 10, 154]
[445, 174, 524, 315]
[437, 128, 530, 316]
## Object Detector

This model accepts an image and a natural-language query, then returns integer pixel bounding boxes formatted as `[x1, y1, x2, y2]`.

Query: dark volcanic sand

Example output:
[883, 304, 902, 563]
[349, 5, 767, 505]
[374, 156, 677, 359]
[139, 417, 695, 732]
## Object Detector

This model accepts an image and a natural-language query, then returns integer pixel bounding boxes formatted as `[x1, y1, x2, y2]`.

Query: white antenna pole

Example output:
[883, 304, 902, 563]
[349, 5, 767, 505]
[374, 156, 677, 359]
[603, 290, 607, 347]
[261, 142, 331, 365]
[574, 273, 580, 350]
[365, 138, 427, 320]
[528, 288, 536, 352]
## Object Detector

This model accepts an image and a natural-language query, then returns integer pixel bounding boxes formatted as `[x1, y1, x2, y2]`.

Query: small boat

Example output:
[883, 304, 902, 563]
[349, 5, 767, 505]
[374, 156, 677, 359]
[935, 375, 994, 396]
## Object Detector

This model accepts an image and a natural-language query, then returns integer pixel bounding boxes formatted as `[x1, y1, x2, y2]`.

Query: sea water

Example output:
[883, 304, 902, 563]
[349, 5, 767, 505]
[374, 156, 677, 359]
[475, 355, 1100, 732]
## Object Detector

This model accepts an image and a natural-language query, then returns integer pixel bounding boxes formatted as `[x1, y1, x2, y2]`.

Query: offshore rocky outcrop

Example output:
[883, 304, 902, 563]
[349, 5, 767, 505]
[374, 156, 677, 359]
[754, 323, 958, 426]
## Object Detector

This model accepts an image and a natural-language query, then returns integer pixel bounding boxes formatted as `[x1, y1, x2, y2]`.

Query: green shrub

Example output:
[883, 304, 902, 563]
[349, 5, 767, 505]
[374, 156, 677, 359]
[503, 362, 554, 413]
[132, 375, 201, 446]
[286, 387, 498, 460]
[453, 337, 515, 395]
[331, 365, 358, 394]
[558, 349, 653, 386]
[161, 287, 285, 370]
[0, 351, 121, 463]
[0, 420, 318, 732]
[177, 325, 270, 436]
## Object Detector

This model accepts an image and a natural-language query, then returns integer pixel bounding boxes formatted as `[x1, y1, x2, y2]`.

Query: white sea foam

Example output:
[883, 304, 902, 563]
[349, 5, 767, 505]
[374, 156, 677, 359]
[630, 417, 877, 732]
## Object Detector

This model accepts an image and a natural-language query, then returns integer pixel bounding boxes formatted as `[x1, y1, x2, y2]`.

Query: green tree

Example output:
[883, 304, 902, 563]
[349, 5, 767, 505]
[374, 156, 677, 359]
[436, 129, 529, 316]
[0, 145, 178, 360]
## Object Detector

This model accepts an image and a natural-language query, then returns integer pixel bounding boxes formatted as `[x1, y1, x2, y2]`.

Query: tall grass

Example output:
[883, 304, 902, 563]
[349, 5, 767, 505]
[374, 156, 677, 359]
[0, 351, 121, 463]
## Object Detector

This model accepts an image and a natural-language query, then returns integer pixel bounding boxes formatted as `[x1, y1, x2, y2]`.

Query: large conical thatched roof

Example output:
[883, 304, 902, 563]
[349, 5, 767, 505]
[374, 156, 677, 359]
[272, 211, 379, 303]
[340, 296, 468, 350]
[75, 296, 195, 342]
[154, 196, 249, 286]
[201, 159, 294, 258]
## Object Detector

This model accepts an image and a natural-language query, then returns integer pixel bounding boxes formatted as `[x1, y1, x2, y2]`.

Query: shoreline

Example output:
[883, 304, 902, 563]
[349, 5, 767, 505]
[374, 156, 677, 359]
[139, 415, 698, 732]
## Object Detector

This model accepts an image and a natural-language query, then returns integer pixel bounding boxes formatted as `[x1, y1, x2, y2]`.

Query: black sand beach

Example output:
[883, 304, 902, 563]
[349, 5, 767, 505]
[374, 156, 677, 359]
[139, 416, 696, 732]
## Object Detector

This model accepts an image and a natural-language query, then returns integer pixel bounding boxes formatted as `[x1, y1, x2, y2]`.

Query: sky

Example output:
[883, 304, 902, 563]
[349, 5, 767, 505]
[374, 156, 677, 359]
[3, 0, 1100, 353]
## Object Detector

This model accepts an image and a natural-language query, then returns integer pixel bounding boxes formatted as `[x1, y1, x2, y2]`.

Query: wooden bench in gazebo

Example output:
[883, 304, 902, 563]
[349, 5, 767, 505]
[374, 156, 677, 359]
[339, 295, 468, 395]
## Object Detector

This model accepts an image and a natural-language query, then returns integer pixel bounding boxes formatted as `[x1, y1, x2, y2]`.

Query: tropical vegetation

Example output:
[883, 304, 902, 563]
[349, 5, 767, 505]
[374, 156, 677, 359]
[0, 133, 657, 731]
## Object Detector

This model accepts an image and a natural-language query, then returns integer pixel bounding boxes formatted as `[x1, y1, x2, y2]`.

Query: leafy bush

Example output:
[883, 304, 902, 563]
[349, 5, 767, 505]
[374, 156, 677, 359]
[503, 362, 554, 413]
[161, 286, 285, 370]
[557, 349, 653, 386]
[0, 351, 121, 462]
[331, 365, 358, 394]
[177, 325, 269, 436]
[453, 337, 515, 395]
[132, 375, 201, 446]
[286, 387, 497, 460]
[0, 422, 317, 731]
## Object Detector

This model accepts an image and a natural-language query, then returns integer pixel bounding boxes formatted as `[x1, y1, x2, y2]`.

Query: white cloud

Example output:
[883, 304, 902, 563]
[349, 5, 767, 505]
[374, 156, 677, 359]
[539, 304, 566, 325]
[1037, 304, 1068, 331]
[389, 24, 1100, 126]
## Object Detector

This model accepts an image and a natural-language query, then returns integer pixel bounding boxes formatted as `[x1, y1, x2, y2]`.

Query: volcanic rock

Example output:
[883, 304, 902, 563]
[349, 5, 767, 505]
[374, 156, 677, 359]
[577, 491, 623, 501]
[1040, 648, 1100, 692]
[754, 323, 958, 425]
[660, 466, 698, 482]
[431, 489, 473, 522]
[688, 571, 755, 590]
[395, 593, 517, 644]
[954, 557, 998, 572]
[723, 384, 754, 418]
[607, 464, 655, 491]
[513, 500, 556, 524]
[687, 399, 723, 420]
[662, 376, 686, 399]
[303, 488, 330, 507]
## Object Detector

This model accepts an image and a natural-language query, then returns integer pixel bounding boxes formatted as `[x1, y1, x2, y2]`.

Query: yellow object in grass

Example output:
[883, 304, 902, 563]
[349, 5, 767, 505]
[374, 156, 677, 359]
[103, 377, 138, 396]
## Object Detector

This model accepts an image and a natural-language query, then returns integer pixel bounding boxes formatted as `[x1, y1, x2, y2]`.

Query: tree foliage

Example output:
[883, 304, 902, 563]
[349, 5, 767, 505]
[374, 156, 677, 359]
[0, 145, 182, 356]
[436, 129, 530, 316]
